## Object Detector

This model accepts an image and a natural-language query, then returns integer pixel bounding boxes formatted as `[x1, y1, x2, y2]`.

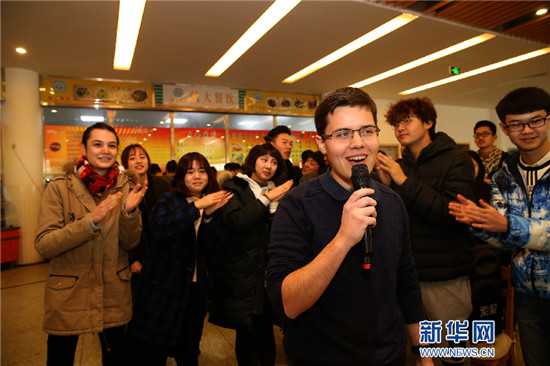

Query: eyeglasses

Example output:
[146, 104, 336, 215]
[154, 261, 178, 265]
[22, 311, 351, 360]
[505, 115, 549, 132]
[321, 125, 380, 141]
[473, 131, 493, 139]
[393, 115, 417, 128]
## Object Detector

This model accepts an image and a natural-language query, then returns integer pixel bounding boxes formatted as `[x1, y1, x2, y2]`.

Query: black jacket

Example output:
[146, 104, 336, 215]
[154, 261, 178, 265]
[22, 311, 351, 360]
[209, 175, 273, 331]
[393, 132, 476, 281]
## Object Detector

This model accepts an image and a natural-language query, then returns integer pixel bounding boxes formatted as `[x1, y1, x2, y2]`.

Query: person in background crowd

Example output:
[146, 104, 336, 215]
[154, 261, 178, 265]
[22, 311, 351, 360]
[450, 87, 550, 366]
[466, 150, 491, 203]
[209, 143, 293, 366]
[128, 153, 232, 366]
[162, 159, 177, 186]
[301, 149, 314, 167]
[149, 163, 162, 176]
[266, 87, 431, 366]
[377, 96, 475, 366]
[35, 122, 146, 366]
[224, 162, 243, 177]
[265, 126, 299, 185]
[473, 120, 509, 184]
[120, 144, 170, 297]
[299, 150, 326, 183]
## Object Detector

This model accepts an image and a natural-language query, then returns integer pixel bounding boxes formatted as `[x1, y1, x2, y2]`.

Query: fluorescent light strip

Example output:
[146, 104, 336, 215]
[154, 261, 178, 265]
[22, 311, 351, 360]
[206, 0, 301, 77]
[113, 0, 147, 70]
[351, 33, 495, 88]
[399, 47, 550, 95]
[81, 116, 105, 122]
[283, 13, 418, 84]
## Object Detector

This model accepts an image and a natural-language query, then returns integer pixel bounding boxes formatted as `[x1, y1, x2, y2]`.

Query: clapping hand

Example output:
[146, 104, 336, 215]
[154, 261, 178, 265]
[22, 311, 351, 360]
[264, 180, 293, 202]
[196, 190, 234, 216]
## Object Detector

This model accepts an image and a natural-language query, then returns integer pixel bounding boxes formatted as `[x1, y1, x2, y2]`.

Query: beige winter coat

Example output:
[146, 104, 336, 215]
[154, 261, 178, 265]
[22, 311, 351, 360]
[35, 164, 141, 335]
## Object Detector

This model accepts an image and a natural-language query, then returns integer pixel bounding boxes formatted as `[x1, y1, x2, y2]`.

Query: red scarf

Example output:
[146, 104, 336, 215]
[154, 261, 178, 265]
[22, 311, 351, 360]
[76, 157, 119, 202]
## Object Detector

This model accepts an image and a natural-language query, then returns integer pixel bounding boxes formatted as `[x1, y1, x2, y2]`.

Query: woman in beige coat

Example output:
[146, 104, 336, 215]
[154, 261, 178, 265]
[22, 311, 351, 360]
[35, 122, 146, 366]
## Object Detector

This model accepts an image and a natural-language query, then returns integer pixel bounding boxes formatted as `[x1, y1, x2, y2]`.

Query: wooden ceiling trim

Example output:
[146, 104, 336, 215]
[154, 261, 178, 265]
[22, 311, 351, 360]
[456, 2, 499, 27]
[435, 1, 473, 19]
[474, 3, 527, 29]
[424, 1, 454, 15]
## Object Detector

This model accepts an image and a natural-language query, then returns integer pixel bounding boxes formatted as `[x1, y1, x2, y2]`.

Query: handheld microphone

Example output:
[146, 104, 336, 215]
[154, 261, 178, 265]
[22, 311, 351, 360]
[351, 164, 374, 271]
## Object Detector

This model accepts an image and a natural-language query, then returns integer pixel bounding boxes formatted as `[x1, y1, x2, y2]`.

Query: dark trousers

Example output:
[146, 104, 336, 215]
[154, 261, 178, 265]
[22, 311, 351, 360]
[130, 283, 207, 366]
[235, 294, 276, 366]
[47, 325, 126, 366]
[515, 290, 550, 366]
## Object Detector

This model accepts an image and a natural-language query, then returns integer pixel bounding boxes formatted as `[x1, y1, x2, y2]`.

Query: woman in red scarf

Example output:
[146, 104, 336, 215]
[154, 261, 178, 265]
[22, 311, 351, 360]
[35, 122, 147, 366]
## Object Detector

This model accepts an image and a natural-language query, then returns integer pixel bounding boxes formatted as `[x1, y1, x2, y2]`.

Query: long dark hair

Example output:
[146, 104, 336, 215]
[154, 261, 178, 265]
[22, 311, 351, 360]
[174, 152, 220, 196]
[242, 143, 287, 185]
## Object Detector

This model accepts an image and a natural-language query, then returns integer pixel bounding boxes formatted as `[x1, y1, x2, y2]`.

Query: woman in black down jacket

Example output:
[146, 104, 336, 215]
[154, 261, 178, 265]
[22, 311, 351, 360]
[209, 143, 293, 366]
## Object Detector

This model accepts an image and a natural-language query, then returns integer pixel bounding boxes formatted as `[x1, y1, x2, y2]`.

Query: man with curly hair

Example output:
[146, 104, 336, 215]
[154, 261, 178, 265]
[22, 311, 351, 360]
[377, 97, 475, 366]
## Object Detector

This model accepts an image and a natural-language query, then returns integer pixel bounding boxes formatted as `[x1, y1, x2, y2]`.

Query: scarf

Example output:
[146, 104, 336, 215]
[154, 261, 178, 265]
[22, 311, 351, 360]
[76, 157, 119, 202]
[480, 146, 504, 179]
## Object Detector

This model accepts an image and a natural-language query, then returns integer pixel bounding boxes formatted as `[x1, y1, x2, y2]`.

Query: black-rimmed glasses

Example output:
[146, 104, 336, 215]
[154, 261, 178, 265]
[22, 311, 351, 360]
[505, 115, 548, 132]
[473, 132, 493, 138]
[321, 126, 380, 141]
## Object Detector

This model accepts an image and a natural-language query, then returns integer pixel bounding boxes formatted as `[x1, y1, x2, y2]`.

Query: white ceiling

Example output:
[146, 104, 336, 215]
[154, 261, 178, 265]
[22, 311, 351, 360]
[2, 0, 549, 110]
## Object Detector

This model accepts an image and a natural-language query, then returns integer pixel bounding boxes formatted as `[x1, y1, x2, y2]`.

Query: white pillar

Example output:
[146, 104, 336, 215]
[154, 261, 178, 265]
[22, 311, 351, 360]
[2, 68, 45, 265]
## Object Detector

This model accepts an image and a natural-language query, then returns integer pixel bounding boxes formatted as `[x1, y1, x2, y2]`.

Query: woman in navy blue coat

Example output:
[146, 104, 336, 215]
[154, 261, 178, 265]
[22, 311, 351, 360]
[128, 152, 232, 366]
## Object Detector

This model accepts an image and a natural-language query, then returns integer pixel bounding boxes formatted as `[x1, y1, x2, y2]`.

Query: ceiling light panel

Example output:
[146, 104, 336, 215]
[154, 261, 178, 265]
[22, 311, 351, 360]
[399, 47, 550, 95]
[283, 13, 418, 84]
[113, 0, 147, 71]
[350, 33, 495, 88]
[205, 0, 301, 77]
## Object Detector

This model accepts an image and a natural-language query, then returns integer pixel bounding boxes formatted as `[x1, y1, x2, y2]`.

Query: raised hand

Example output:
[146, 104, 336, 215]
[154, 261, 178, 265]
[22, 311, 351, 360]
[91, 191, 123, 224]
[449, 194, 508, 232]
[266, 180, 293, 202]
[125, 183, 148, 212]
[196, 190, 234, 215]
[376, 152, 407, 186]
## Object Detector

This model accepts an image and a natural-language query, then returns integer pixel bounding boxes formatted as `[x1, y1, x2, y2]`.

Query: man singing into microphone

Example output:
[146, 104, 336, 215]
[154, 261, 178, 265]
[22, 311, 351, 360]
[266, 87, 432, 366]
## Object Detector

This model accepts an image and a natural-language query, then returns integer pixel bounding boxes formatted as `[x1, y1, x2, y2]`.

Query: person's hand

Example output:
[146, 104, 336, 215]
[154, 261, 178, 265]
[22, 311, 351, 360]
[449, 194, 477, 224]
[90, 192, 123, 224]
[416, 355, 434, 366]
[265, 180, 293, 202]
[196, 190, 234, 216]
[335, 188, 377, 250]
[125, 183, 148, 212]
[376, 152, 407, 186]
[449, 194, 508, 232]
[130, 260, 142, 274]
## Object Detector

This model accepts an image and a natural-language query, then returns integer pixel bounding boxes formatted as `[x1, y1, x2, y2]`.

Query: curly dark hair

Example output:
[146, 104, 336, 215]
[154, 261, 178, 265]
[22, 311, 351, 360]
[174, 152, 220, 196]
[385, 97, 437, 139]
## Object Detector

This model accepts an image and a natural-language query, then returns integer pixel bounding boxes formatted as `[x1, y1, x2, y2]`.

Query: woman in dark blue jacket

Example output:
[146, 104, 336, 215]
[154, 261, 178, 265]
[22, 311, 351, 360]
[209, 143, 293, 366]
[128, 152, 232, 366]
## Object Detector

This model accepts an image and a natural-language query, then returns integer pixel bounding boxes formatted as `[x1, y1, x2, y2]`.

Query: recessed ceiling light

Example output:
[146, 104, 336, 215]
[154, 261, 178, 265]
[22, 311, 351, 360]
[206, 0, 301, 77]
[15, 47, 27, 54]
[113, 0, 147, 70]
[399, 47, 550, 95]
[350, 33, 495, 88]
[536, 8, 548, 16]
[283, 13, 418, 84]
